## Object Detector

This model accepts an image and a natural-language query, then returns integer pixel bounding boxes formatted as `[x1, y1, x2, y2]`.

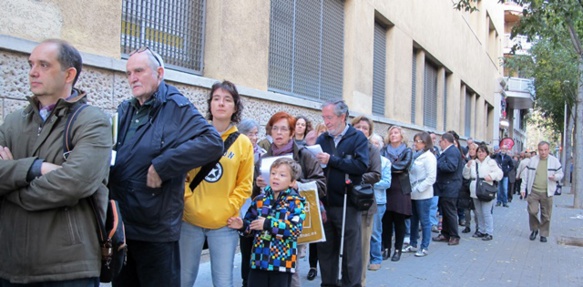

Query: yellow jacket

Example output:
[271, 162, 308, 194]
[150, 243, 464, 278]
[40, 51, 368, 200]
[183, 125, 254, 229]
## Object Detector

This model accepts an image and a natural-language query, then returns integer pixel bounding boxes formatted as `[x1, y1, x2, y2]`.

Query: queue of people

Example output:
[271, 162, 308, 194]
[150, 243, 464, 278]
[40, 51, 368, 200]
[0, 40, 566, 287]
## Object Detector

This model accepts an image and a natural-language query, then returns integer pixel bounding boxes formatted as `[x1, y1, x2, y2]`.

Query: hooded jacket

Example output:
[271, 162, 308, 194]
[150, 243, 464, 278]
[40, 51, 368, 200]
[0, 91, 111, 283]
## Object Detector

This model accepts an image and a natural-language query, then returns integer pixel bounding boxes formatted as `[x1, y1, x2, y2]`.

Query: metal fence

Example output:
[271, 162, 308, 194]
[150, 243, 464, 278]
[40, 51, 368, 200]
[121, 0, 206, 74]
[268, 0, 344, 101]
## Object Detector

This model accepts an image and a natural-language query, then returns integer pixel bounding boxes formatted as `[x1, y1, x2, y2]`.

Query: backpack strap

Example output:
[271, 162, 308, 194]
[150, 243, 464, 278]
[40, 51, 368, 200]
[63, 104, 89, 158]
[189, 131, 241, 192]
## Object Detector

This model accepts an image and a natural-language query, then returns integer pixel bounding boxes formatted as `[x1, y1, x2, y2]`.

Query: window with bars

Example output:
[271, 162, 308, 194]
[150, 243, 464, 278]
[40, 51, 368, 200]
[120, 0, 206, 74]
[268, 0, 344, 101]
[372, 22, 386, 116]
[411, 49, 417, 124]
[423, 61, 438, 128]
[465, 91, 472, 137]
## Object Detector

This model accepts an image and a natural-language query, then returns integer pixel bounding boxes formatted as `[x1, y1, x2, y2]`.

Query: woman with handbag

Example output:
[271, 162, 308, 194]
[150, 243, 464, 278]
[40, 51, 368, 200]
[380, 126, 413, 262]
[462, 144, 503, 241]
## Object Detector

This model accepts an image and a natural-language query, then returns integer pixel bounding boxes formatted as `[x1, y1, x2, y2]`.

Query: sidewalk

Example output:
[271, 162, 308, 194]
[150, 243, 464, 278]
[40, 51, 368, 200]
[110, 187, 583, 286]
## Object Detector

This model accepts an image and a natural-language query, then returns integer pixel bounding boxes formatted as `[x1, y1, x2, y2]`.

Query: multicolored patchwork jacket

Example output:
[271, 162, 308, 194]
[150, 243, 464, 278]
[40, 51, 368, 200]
[242, 186, 306, 273]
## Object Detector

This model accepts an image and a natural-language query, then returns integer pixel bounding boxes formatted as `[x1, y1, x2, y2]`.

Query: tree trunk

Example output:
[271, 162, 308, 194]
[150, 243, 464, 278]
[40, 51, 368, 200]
[573, 57, 583, 209]
[565, 105, 575, 187]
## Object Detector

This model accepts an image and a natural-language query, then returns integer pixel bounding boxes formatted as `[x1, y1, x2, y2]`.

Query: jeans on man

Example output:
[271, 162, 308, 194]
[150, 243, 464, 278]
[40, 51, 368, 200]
[179, 222, 239, 287]
[497, 177, 509, 205]
[410, 198, 432, 250]
[369, 204, 386, 264]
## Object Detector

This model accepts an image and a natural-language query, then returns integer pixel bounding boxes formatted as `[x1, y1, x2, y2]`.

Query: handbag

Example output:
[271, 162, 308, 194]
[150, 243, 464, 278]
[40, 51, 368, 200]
[554, 184, 562, 196]
[349, 183, 375, 211]
[475, 162, 498, 202]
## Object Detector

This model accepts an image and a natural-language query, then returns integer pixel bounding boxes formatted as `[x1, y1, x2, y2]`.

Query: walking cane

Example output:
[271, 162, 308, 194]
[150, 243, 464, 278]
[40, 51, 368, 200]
[338, 168, 353, 283]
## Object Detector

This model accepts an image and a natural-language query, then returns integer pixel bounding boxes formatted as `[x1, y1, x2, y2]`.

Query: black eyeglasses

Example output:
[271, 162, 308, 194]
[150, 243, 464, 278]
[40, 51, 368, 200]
[130, 46, 162, 67]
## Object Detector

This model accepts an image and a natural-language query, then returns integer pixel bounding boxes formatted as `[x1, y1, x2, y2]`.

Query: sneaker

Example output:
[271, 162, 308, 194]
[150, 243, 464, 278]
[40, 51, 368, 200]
[431, 225, 439, 233]
[368, 264, 381, 271]
[402, 245, 417, 253]
[503, 204, 509, 208]
[415, 249, 428, 257]
[495, 202, 501, 207]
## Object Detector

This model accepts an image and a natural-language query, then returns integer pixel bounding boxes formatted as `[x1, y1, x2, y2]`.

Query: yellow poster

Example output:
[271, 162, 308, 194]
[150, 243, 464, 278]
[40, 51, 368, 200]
[298, 181, 326, 244]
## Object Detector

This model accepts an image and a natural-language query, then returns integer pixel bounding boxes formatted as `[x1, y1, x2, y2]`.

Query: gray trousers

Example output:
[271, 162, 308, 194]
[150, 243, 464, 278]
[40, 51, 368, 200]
[527, 191, 553, 237]
[318, 206, 362, 287]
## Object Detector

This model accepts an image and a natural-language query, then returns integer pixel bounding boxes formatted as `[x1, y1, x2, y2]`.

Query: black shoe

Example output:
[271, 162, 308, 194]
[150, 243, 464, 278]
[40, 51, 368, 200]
[472, 231, 485, 238]
[496, 202, 501, 207]
[382, 248, 390, 261]
[462, 227, 471, 233]
[391, 250, 401, 262]
[307, 268, 317, 280]
[482, 234, 493, 241]
[503, 203, 509, 208]
[540, 236, 547, 243]
[530, 230, 539, 241]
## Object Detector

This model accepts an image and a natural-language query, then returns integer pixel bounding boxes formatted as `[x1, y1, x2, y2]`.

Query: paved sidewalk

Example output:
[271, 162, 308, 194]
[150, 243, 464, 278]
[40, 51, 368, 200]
[108, 187, 583, 286]
[216, 187, 582, 287]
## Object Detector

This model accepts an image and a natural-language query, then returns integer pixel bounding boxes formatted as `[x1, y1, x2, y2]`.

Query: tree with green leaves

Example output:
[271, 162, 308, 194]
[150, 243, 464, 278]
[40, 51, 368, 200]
[455, 0, 583, 208]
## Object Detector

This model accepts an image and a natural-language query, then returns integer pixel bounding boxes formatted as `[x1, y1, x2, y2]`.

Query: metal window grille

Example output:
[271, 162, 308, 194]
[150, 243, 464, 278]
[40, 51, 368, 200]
[121, 0, 206, 74]
[372, 23, 386, 116]
[411, 49, 417, 124]
[268, 0, 344, 101]
[465, 92, 472, 136]
[423, 61, 438, 128]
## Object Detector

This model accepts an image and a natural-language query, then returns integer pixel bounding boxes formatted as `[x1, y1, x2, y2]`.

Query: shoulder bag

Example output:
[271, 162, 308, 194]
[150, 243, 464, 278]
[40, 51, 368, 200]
[475, 161, 498, 201]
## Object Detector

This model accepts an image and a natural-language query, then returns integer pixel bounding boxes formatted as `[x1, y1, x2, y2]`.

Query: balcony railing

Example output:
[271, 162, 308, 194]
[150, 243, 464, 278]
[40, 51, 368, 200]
[506, 77, 535, 96]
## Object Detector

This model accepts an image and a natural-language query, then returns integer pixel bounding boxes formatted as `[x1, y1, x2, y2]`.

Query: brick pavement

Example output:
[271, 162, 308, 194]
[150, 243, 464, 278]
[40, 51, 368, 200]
[108, 187, 583, 286]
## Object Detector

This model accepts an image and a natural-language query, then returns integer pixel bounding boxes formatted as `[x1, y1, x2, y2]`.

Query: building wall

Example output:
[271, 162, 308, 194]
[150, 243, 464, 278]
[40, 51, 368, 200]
[0, 0, 505, 145]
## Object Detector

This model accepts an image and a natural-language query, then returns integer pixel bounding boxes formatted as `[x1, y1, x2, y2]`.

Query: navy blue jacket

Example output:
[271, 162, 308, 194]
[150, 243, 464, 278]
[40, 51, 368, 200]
[435, 145, 464, 198]
[316, 125, 369, 208]
[492, 153, 514, 177]
[109, 81, 223, 242]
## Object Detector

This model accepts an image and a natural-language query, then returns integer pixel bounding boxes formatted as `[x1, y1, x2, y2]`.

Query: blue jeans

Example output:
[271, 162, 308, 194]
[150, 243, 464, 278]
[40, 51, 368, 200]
[179, 222, 239, 287]
[369, 204, 386, 264]
[410, 198, 432, 250]
[497, 177, 509, 204]
[430, 196, 439, 226]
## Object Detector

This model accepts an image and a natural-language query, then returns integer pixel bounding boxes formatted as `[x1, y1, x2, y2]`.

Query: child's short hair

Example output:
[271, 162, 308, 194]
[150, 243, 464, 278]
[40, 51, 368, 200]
[271, 158, 302, 181]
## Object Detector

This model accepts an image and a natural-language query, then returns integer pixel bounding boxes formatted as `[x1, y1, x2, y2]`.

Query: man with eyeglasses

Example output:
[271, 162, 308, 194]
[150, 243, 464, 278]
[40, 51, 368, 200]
[0, 39, 111, 286]
[109, 47, 223, 286]
[315, 99, 369, 287]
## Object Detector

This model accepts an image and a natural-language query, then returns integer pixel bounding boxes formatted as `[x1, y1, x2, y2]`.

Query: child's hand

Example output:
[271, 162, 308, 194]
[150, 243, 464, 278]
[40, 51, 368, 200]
[256, 175, 267, 188]
[227, 217, 243, 229]
[249, 217, 266, 231]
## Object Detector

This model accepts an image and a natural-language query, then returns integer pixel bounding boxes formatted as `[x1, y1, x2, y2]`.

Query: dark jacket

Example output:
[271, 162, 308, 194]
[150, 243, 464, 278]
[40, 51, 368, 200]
[109, 81, 223, 242]
[254, 142, 327, 198]
[435, 145, 464, 198]
[0, 92, 111, 283]
[362, 143, 382, 224]
[381, 146, 413, 195]
[316, 125, 369, 208]
[492, 153, 514, 177]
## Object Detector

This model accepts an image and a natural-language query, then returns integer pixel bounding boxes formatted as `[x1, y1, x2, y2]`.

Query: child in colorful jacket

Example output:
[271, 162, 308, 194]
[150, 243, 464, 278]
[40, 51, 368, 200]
[228, 157, 306, 287]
